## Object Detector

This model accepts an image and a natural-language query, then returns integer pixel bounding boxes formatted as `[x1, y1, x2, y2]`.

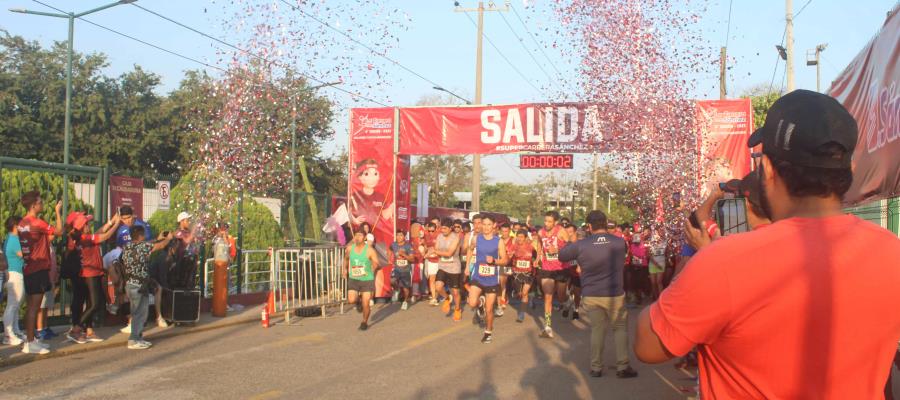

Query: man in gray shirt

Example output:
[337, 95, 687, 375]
[560, 210, 638, 379]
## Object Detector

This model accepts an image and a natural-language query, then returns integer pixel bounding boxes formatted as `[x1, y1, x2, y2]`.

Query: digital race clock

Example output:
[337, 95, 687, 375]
[518, 154, 574, 169]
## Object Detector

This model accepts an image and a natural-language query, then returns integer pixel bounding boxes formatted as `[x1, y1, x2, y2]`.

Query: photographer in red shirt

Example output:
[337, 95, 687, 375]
[635, 90, 900, 399]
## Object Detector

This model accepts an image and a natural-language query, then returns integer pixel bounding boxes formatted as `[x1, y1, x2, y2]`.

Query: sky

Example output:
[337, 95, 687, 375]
[2, 0, 896, 187]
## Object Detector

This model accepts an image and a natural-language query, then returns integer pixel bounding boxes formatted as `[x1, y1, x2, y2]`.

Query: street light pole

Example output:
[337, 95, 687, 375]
[785, 0, 795, 91]
[806, 44, 827, 92]
[10, 0, 137, 218]
[456, 1, 508, 212]
[432, 86, 472, 105]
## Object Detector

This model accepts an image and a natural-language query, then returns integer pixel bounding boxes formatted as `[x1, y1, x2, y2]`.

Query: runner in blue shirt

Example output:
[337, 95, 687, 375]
[464, 215, 508, 344]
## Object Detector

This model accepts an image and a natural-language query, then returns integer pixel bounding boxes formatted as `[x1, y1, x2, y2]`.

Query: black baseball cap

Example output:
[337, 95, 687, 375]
[747, 90, 857, 169]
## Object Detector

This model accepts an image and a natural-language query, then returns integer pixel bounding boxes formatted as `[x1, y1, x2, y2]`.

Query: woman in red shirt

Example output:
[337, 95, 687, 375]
[66, 212, 120, 343]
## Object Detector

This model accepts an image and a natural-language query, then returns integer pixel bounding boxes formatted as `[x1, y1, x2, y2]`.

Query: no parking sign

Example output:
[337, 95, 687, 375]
[157, 181, 171, 210]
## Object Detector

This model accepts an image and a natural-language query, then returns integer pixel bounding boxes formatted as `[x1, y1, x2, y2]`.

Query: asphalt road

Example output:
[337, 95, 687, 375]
[0, 300, 734, 399]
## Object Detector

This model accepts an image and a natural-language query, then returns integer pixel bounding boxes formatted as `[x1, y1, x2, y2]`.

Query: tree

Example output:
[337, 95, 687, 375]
[1, 170, 92, 241]
[741, 84, 782, 130]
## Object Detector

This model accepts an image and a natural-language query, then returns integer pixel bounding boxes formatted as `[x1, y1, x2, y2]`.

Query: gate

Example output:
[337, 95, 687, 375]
[270, 246, 346, 322]
[0, 156, 107, 323]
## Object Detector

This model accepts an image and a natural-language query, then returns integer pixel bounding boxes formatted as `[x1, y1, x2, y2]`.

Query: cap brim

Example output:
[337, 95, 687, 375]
[747, 127, 765, 148]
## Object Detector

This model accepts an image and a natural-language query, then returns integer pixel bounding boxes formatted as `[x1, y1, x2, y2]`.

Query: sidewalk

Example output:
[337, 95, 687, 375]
[0, 304, 266, 368]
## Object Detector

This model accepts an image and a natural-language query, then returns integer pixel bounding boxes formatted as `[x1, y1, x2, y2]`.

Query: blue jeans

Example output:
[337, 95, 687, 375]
[126, 283, 149, 342]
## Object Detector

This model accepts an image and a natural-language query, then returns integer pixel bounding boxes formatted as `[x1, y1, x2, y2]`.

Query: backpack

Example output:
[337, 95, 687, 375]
[107, 255, 129, 306]
[60, 242, 83, 280]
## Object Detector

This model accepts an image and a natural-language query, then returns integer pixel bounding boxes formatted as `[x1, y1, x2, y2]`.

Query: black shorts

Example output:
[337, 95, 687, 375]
[25, 269, 52, 295]
[537, 268, 570, 283]
[512, 273, 533, 290]
[473, 282, 500, 294]
[348, 279, 375, 294]
[391, 267, 412, 289]
[436, 270, 462, 289]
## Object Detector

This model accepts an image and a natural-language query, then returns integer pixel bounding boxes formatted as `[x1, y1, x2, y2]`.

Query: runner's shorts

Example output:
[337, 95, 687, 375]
[537, 268, 570, 283]
[512, 273, 533, 291]
[24, 270, 52, 296]
[473, 281, 500, 295]
[391, 267, 412, 289]
[348, 278, 375, 294]
[435, 270, 462, 289]
[425, 261, 440, 276]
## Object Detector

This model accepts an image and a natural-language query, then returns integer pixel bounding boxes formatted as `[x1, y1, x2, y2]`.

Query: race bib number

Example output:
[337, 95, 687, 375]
[350, 265, 367, 277]
[396, 260, 408, 267]
[631, 256, 642, 265]
[478, 264, 496, 277]
[439, 256, 455, 263]
[516, 260, 531, 269]
[545, 253, 559, 261]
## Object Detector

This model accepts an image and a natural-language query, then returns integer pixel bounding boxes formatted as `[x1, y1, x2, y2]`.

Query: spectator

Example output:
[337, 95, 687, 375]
[18, 191, 62, 354]
[174, 211, 198, 261]
[635, 90, 900, 398]
[122, 226, 173, 350]
[65, 212, 120, 344]
[115, 205, 152, 248]
[560, 210, 638, 378]
[3, 216, 26, 346]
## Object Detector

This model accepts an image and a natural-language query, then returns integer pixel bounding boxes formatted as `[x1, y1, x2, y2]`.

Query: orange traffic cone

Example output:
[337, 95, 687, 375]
[266, 290, 276, 314]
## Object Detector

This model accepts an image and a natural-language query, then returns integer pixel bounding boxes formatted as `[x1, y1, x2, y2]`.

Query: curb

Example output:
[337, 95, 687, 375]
[0, 314, 264, 369]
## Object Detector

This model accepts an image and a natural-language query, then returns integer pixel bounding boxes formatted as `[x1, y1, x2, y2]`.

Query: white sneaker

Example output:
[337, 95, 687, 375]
[36, 340, 50, 349]
[494, 307, 504, 317]
[139, 339, 153, 347]
[22, 340, 50, 354]
[127, 340, 151, 350]
[157, 318, 170, 328]
[7, 334, 24, 346]
[429, 298, 440, 306]
[120, 324, 131, 334]
[401, 301, 409, 310]
[369, 299, 374, 307]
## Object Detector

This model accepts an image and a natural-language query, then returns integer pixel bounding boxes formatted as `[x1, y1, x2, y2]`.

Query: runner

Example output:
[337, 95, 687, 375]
[409, 222, 427, 301]
[343, 231, 380, 331]
[563, 223, 582, 320]
[388, 230, 415, 310]
[510, 229, 537, 323]
[433, 218, 462, 321]
[423, 222, 440, 305]
[461, 215, 483, 294]
[465, 215, 508, 344]
[536, 211, 570, 339]
[627, 224, 649, 305]
[497, 223, 514, 314]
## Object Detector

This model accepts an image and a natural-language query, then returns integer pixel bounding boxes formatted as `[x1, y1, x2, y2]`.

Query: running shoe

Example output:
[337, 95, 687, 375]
[358, 322, 368, 331]
[441, 298, 452, 314]
[43, 328, 58, 339]
[35, 329, 48, 341]
[494, 307, 504, 317]
[429, 298, 440, 306]
[84, 334, 104, 343]
[120, 324, 131, 334]
[127, 340, 151, 350]
[158, 317, 171, 328]
[138, 340, 153, 348]
[356, 302, 363, 313]
[66, 332, 87, 344]
[4, 334, 23, 346]
[22, 340, 49, 355]
[539, 326, 554, 339]
[572, 311, 580, 320]
[401, 301, 409, 311]
[453, 308, 462, 322]
[516, 311, 525, 323]
[476, 296, 486, 321]
[481, 332, 493, 344]
[369, 299, 375, 307]
[562, 304, 570, 319]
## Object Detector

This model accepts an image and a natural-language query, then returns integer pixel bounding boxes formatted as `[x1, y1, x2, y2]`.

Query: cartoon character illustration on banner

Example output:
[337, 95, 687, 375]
[350, 158, 394, 227]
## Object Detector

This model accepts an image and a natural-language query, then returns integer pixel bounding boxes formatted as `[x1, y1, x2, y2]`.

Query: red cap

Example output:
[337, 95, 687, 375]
[66, 212, 93, 230]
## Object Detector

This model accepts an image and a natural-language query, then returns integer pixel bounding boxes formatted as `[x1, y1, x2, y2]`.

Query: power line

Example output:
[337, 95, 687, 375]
[766, 0, 815, 94]
[128, 2, 388, 106]
[510, 3, 565, 80]
[795, 0, 814, 19]
[498, 154, 531, 185]
[724, 0, 734, 49]
[276, 0, 457, 96]
[462, 11, 543, 96]
[498, 12, 553, 85]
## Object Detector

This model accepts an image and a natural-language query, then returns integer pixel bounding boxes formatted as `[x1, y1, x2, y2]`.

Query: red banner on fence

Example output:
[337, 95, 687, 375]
[109, 175, 144, 219]
[829, 7, 900, 205]
[696, 99, 754, 191]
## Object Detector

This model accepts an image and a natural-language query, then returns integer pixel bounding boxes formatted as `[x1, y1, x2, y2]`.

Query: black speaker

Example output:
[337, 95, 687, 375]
[161, 288, 201, 323]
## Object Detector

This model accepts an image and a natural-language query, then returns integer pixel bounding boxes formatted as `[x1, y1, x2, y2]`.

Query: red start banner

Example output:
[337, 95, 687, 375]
[696, 99, 754, 191]
[399, 104, 612, 155]
[829, 7, 900, 205]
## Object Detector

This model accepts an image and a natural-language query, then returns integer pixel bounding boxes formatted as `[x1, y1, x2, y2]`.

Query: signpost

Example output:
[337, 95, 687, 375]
[157, 180, 171, 211]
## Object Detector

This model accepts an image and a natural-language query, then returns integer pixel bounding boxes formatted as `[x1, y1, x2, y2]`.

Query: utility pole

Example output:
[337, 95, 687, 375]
[719, 47, 727, 100]
[785, 0, 795, 91]
[591, 153, 598, 209]
[456, 1, 508, 212]
[806, 43, 828, 92]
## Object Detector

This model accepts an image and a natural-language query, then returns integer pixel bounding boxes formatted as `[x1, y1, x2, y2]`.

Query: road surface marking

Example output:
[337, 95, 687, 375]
[273, 333, 327, 347]
[678, 366, 696, 379]
[654, 369, 693, 399]
[249, 390, 283, 400]
[371, 323, 468, 362]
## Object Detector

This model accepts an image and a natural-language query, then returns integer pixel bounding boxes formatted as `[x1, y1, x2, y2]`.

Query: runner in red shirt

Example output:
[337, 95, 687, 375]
[497, 223, 514, 313]
[509, 229, 536, 323]
[536, 211, 571, 339]
[65, 212, 120, 343]
[635, 90, 900, 399]
[18, 191, 62, 354]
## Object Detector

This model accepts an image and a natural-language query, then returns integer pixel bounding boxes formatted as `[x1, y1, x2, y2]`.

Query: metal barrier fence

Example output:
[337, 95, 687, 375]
[270, 247, 346, 320]
[202, 249, 273, 297]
